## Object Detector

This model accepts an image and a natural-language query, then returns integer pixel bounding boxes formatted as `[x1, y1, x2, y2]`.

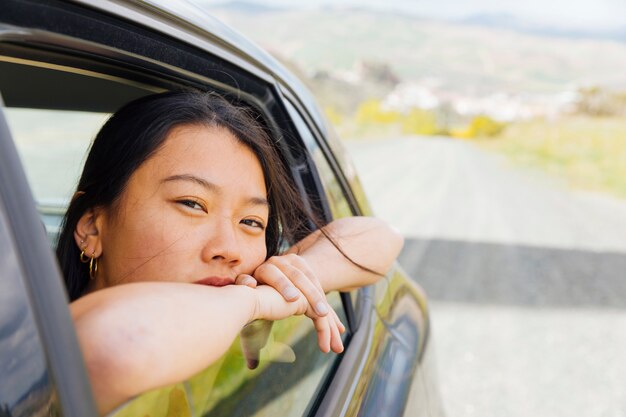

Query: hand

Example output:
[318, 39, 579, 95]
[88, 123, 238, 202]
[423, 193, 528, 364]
[250, 284, 308, 320]
[250, 284, 344, 354]
[255, 254, 345, 353]
[240, 253, 345, 353]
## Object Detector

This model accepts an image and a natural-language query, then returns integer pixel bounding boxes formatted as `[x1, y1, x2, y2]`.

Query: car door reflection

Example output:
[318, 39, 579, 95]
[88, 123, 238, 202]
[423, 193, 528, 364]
[0, 212, 56, 417]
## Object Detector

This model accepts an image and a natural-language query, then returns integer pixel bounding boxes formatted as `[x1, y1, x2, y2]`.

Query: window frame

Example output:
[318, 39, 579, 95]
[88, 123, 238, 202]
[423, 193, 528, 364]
[0, 104, 97, 416]
[279, 97, 363, 327]
[274, 92, 380, 417]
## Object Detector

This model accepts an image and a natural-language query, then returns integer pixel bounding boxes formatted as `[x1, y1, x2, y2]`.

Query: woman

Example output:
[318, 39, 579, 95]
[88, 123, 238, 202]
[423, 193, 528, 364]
[56, 91, 403, 414]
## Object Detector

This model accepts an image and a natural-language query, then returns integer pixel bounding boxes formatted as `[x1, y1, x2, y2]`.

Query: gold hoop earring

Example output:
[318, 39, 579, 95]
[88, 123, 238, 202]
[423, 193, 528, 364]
[78, 239, 90, 263]
[89, 256, 98, 280]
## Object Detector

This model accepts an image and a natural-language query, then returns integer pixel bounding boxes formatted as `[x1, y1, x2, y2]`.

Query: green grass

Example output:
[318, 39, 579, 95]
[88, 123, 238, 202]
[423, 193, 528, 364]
[476, 116, 626, 198]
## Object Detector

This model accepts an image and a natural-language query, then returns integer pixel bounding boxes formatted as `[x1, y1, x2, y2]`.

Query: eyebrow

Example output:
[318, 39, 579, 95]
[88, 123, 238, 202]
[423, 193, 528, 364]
[161, 174, 269, 207]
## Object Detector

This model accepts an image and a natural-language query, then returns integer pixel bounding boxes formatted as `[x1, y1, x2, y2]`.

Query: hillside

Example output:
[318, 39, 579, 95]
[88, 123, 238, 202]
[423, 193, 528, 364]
[205, 5, 626, 95]
[198, 3, 626, 198]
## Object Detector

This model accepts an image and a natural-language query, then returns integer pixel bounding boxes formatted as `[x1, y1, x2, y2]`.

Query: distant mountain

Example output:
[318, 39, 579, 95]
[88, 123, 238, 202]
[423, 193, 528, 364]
[459, 13, 626, 43]
[206, 6, 626, 95]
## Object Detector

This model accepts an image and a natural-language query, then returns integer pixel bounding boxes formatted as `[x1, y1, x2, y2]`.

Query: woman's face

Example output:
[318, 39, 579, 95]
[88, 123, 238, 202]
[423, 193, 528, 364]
[90, 124, 269, 289]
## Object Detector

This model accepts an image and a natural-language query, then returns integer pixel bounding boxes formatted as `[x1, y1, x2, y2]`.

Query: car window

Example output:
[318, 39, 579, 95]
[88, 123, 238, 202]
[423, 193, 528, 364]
[7, 108, 108, 204]
[6, 108, 109, 246]
[282, 100, 354, 220]
[282, 100, 366, 312]
[2, 54, 348, 417]
[0, 197, 62, 417]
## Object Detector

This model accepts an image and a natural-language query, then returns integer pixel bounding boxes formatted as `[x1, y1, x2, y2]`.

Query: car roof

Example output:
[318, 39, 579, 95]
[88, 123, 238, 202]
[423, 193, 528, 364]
[144, 0, 287, 79]
[69, 0, 327, 132]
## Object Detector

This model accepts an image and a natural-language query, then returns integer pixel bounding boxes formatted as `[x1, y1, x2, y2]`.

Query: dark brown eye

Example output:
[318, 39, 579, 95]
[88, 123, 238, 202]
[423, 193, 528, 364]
[177, 199, 205, 211]
[241, 218, 265, 230]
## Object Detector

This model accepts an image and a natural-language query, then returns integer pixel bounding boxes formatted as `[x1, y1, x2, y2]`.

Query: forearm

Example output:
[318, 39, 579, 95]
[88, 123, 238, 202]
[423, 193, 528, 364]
[294, 217, 404, 292]
[71, 282, 256, 415]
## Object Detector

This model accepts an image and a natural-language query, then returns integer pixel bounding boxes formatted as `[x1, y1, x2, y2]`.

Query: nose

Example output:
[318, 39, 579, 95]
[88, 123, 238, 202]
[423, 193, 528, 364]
[201, 219, 242, 266]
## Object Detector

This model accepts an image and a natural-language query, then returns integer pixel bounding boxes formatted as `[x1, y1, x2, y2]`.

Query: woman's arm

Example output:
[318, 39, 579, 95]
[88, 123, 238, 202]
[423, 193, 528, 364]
[251, 216, 403, 300]
[71, 282, 308, 415]
[72, 217, 401, 414]
[245, 216, 403, 358]
[290, 216, 404, 292]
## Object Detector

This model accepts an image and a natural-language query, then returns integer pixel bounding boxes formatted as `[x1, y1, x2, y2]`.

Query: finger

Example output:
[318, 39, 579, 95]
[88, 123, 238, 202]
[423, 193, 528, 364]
[284, 255, 327, 298]
[329, 317, 344, 353]
[294, 262, 334, 320]
[254, 264, 301, 301]
[331, 309, 346, 334]
[312, 316, 331, 353]
[318, 306, 343, 353]
[277, 263, 329, 316]
[236, 274, 258, 288]
[262, 255, 330, 316]
[253, 284, 309, 322]
[303, 301, 343, 353]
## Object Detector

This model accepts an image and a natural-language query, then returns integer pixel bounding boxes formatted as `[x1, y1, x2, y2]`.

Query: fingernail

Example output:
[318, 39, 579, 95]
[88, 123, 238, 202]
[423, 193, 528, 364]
[315, 301, 329, 315]
[283, 286, 299, 300]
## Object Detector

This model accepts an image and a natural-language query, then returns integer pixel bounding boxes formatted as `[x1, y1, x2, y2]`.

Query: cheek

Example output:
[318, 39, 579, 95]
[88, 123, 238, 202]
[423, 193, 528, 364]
[242, 239, 268, 273]
[102, 211, 191, 281]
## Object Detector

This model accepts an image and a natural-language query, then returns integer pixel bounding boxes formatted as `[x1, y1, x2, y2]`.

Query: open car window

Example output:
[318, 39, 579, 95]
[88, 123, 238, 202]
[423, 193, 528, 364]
[0, 56, 158, 245]
[6, 107, 109, 245]
[1, 42, 347, 417]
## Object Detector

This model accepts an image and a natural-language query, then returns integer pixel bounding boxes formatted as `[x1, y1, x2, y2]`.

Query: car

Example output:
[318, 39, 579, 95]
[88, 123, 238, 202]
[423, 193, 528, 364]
[0, 1, 443, 416]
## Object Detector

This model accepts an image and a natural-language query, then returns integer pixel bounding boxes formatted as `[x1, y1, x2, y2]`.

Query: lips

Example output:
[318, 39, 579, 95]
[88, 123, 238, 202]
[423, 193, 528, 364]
[193, 276, 235, 287]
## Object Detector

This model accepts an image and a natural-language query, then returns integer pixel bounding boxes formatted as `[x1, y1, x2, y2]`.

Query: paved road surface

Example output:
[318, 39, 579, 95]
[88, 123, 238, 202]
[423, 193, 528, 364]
[347, 136, 626, 417]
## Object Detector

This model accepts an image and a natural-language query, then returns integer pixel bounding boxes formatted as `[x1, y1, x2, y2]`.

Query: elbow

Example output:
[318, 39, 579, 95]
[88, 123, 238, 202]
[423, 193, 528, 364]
[369, 217, 404, 272]
[356, 218, 404, 284]
[373, 222, 404, 277]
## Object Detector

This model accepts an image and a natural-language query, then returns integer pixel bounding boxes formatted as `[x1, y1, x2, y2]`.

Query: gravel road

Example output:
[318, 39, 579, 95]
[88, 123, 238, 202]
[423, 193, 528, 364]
[347, 136, 626, 417]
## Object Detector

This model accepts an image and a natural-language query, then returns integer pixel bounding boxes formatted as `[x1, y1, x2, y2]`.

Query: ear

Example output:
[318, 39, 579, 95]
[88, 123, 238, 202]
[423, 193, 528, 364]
[73, 208, 105, 258]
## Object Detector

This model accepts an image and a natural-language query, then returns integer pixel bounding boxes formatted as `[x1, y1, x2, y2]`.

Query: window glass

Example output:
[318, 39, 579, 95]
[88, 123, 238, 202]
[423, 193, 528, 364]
[319, 117, 375, 216]
[1, 55, 152, 247]
[0, 201, 61, 416]
[6, 109, 108, 205]
[312, 144, 354, 219]
[5, 108, 109, 245]
[283, 100, 354, 219]
[111, 292, 346, 417]
[283, 101, 361, 306]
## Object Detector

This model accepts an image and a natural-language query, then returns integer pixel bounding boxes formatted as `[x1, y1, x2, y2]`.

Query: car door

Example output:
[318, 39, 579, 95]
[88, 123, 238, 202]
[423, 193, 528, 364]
[0, 102, 97, 415]
[280, 94, 443, 417]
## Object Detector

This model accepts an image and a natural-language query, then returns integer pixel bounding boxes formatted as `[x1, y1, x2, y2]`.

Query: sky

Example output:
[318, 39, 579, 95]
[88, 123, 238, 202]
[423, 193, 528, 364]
[202, 0, 626, 31]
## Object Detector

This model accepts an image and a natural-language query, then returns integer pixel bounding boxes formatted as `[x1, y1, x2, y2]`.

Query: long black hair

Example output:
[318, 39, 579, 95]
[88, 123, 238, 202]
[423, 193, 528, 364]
[56, 91, 314, 301]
